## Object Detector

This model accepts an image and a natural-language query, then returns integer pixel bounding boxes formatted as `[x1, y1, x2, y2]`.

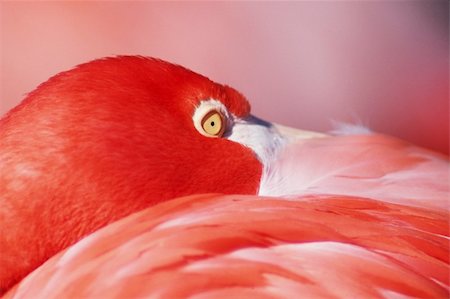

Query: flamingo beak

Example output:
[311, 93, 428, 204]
[271, 122, 326, 142]
[225, 115, 325, 164]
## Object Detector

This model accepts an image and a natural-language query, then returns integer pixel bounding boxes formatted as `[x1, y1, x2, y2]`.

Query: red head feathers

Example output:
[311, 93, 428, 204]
[0, 56, 262, 292]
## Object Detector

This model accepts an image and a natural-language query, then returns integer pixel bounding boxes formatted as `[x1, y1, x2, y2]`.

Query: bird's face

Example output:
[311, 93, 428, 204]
[1, 57, 289, 270]
[7, 57, 282, 223]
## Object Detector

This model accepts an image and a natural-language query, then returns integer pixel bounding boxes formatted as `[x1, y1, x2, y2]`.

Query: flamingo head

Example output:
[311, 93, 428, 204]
[0, 56, 292, 291]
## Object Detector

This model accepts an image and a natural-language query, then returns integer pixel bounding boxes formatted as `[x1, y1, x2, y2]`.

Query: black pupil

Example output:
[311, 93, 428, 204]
[211, 121, 215, 126]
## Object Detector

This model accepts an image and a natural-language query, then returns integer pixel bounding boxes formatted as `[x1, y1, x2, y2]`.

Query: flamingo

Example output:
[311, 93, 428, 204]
[0, 56, 448, 298]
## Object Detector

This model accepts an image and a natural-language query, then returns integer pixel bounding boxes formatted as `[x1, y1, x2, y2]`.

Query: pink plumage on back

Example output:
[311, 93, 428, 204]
[4, 194, 448, 298]
[260, 134, 449, 211]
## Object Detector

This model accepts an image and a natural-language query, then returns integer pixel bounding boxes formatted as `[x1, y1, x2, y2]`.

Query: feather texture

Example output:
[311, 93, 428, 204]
[0, 56, 262, 293]
[3, 194, 448, 298]
[1, 56, 448, 298]
[260, 134, 448, 211]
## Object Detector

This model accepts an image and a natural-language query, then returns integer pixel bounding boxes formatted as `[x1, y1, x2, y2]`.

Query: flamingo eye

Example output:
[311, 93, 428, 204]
[201, 110, 225, 138]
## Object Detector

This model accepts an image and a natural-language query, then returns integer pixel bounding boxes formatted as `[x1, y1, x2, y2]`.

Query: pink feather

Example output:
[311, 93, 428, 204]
[4, 193, 448, 298]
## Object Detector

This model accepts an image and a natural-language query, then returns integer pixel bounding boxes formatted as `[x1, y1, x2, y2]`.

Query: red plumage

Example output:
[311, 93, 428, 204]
[1, 56, 448, 298]
[3, 194, 448, 298]
[0, 57, 260, 292]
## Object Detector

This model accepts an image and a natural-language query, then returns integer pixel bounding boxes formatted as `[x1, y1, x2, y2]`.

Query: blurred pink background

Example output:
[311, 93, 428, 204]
[1, 1, 448, 154]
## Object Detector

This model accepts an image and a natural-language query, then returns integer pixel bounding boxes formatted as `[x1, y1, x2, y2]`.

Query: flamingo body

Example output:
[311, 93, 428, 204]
[261, 133, 449, 211]
[3, 194, 448, 298]
[0, 56, 448, 298]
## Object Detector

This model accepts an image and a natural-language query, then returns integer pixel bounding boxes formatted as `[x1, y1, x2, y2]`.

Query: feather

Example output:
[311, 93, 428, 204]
[260, 134, 448, 211]
[4, 194, 448, 298]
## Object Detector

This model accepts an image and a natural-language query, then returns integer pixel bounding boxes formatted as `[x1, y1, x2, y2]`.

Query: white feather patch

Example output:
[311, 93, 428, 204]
[329, 120, 372, 136]
[226, 116, 286, 166]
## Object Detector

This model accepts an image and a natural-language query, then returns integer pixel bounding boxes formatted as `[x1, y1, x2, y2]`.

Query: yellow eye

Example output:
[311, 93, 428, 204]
[201, 110, 225, 137]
